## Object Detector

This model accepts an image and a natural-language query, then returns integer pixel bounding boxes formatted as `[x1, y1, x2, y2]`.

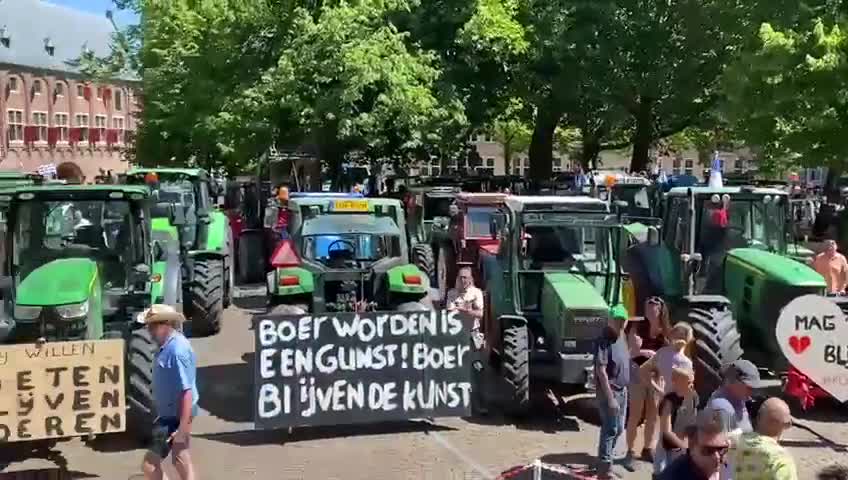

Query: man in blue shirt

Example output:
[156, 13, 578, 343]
[139, 304, 199, 480]
[707, 359, 760, 434]
[594, 306, 631, 479]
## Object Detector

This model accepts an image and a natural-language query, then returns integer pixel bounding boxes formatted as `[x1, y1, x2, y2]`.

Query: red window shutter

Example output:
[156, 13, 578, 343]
[89, 128, 101, 144]
[104, 89, 112, 101]
[69, 127, 80, 143]
[47, 127, 58, 146]
[23, 126, 36, 143]
[84, 86, 92, 100]
[105, 129, 115, 145]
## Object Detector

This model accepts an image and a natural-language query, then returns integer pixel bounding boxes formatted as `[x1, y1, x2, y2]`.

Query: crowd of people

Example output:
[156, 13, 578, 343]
[592, 296, 846, 480]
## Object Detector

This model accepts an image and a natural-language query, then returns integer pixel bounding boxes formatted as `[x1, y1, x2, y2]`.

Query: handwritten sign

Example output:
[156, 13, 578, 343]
[254, 310, 472, 429]
[0, 340, 126, 442]
[776, 295, 848, 402]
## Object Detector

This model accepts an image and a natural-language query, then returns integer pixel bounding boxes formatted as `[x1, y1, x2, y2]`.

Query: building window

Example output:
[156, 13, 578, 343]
[95, 115, 107, 142]
[684, 159, 694, 176]
[114, 90, 123, 111]
[112, 116, 125, 144]
[8, 77, 18, 92]
[32, 112, 48, 141]
[75, 113, 90, 141]
[7, 110, 23, 142]
[553, 157, 562, 173]
[77, 84, 85, 98]
[734, 159, 745, 173]
[33, 80, 42, 95]
[55, 83, 64, 97]
[672, 159, 681, 176]
[55, 113, 69, 142]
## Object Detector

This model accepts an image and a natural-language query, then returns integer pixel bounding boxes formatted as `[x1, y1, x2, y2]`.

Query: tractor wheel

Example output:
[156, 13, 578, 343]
[501, 320, 530, 416]
[127, 328, 156, 443]
[688, 307, 743, 400]
[412, 243, 435, 284]
[238, 231, 266, 284]
[436, 244, 455, 303]
[189, 258, 224, 337]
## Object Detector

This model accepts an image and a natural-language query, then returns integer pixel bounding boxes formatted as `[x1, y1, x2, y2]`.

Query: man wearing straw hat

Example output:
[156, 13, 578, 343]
[138, 304, 199, 480]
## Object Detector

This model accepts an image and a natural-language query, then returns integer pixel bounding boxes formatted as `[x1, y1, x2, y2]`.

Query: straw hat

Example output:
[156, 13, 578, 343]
[136, 304, 185, 326]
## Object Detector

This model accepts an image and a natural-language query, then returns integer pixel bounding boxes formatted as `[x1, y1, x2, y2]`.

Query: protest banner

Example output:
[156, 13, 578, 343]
[0, 339, 125, 442]
[254, 309, 473, 429]
[776, 295, 848, 402]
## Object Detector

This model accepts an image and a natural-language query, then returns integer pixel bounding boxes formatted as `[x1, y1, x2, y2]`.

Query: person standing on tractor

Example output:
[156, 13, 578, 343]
[625, 297, 671, 469]
[275, 185, 291, 240]
[811, 239, 848, 294]
[594, 306, 630, 480]
[139, 305, 199, 480]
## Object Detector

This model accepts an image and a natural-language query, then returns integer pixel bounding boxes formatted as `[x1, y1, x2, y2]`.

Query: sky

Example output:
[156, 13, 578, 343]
[45, 0, 139, 26]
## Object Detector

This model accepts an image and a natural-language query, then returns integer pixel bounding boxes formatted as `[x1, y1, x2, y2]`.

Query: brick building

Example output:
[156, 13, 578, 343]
[0, 0, 139, 179]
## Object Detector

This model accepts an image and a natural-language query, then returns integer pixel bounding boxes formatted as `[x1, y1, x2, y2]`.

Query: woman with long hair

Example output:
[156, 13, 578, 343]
[623, 296, 672, 471]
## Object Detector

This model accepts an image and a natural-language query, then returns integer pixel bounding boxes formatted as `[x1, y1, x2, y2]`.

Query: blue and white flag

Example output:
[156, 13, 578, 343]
[709, 151, 723, 188]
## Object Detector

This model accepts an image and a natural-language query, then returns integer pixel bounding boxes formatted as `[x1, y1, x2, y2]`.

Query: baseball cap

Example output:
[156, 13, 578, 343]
[696, 404, 736, 434]
[722, 359, 761, 388]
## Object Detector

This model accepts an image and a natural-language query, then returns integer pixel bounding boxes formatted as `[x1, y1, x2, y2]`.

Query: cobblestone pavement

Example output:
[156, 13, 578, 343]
[2, 305, 846, 480]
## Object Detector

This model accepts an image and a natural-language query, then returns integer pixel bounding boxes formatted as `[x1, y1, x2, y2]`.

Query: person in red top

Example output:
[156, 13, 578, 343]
[275, 186, 290, 240]
[811, 239, 848, 294]
[624, 296, 672, 470]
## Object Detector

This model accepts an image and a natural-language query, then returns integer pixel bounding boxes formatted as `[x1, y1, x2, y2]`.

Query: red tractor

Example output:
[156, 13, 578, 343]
[435, 192, 507, 300]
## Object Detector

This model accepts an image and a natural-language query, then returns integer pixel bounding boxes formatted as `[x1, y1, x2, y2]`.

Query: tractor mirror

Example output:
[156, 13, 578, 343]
[169, 204, 186, 226]
[152, 242, 166, 262]
[264, 206, 279, 229]
[647, 226, 660, 246]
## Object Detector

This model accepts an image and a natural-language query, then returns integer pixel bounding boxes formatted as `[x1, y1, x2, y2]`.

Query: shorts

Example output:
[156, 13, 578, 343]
[150, 417, 188, 459]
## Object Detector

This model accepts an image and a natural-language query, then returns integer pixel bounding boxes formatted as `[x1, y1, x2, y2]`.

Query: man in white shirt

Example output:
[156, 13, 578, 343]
[445, 266, 484, 330]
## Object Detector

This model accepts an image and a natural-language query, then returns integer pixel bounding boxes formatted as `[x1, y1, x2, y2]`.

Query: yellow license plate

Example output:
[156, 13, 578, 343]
[333, 200, 369, 212]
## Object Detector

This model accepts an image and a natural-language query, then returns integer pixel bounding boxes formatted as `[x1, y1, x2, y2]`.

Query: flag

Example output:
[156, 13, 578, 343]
[709, 151, 723, 188]
[658, 169, 668, 184]
[37, 163, 57, 179]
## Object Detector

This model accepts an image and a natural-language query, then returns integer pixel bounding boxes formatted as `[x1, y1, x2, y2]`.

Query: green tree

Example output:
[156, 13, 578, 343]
[491, 99, 531, 174]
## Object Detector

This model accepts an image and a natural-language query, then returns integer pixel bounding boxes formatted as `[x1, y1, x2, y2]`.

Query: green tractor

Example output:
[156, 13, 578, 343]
[406, 185, 459, 296]
[125, 168, 232, 336]
[626, 186, 831, 398]
[0, 184, 172, 442]
[267, 195, 433, 313]
[480, 196, 628, 413]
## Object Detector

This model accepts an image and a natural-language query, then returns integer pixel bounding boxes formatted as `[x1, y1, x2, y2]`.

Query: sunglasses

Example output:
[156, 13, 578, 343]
[699, 445, 729, 457]
[647, 297, 665, 305]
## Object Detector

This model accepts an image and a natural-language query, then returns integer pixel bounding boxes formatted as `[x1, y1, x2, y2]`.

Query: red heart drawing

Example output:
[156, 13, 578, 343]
[789, 335, 812, 355]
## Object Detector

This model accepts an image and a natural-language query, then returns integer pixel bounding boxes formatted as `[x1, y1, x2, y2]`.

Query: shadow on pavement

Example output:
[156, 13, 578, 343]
[0, 469, 98, 480]
[0, 442, 70, 474]
[197, 359, 255, 423]
[197, 419, 455, 446]
[86, 431, 145, 453]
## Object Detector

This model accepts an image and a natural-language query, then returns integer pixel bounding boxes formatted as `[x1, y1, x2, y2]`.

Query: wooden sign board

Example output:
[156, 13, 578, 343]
[0, 339, 126, 442]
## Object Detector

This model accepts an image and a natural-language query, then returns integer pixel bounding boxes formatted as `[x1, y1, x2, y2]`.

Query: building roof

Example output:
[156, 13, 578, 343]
[0, 0, 127, 78]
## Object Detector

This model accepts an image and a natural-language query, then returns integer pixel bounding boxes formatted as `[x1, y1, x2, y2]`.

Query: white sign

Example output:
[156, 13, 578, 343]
[776, 295, 848, 402]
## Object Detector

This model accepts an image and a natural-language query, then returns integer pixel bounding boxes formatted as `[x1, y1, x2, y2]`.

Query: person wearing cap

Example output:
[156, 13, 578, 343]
[594, 305, 631, 479]
[657, 407, 732, 480]
[731, 397, 798, 480]
[139, 305, 199, 480]
[707, 360, 760, 434]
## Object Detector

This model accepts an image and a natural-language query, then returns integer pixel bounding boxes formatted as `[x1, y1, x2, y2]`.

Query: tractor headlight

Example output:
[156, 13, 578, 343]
[14, 305, 41, 320]
[56, 301, 89, 320]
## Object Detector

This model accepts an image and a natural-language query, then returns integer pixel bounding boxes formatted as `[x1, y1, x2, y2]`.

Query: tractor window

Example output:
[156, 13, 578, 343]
[664, 198, 689, 251]
[522, 225, 610, 272]
[698, 198, 786, 253]
[12, 199, 135, 282]
[423, 196, 453, 220]
[303, 234, 400, 264]
[465, 206, 497, 238]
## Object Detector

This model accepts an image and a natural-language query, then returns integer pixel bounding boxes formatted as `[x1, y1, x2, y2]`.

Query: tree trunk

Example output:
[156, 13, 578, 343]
[629, 99, 654, 173]
[528, 103, 561, 185]
[503, 140, 512, 176]
[581, 131, 601, 170]
[825, 166, 843, 203]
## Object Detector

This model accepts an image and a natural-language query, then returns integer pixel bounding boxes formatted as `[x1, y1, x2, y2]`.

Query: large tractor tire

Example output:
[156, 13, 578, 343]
[688, 307, 743, 400]
[501, 320, 530, 416]
[126, 328, 156, 443]
[238, 231, 266, 284]
[188, 258, 224, 336]
[411, 243, 435, 283]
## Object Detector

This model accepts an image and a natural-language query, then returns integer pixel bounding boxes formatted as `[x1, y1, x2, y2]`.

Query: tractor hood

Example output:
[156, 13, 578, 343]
[16, 258, 97, 306]
[542, 272, 609, 312]
[726, 248, 825, 288]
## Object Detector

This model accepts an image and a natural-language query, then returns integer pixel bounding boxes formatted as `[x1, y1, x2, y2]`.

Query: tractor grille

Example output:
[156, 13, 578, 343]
[12, 309, 87, 342]
[561, 309, 608, 353]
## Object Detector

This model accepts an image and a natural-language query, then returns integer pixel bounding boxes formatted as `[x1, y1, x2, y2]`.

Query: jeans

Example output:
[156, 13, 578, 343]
[597, 387, 628, 472]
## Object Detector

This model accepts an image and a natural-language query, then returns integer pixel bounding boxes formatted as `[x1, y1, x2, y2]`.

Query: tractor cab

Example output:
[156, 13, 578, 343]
[407, 185, 461, 244]
[480, 195, 626, 411]
[0, 185, 152, 342]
